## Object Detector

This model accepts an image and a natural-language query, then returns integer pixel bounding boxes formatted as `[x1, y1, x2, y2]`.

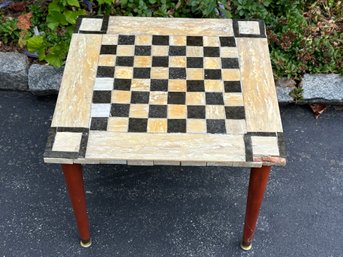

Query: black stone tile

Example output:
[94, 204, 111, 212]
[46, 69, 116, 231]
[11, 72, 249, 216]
[204, 69, 222, 80]
[222, 58, 239, 69]
[225, 106, 245, 119]
[168, 92, 186, 104]
[186, 36, 203, 46]
[152, 35, 169, 45]
[187, 106, 205, 119]
[131, 91, 150, 104]
[92, 91, 111, 103]
[169, 46, 186, 56]
[219, 36, 236, 47]
[186, 80, 204, 92]
[204, 47, 220, 57]
[152, 56, 169, 67]
[187, 57, 203, 68]
[168, 119, 186, 133]
[206, 92, 224, 105]
[151, 79, 168, 91]
[118, 35, 135, 45]
[113, 79, 131, 90]
[128, 118, 148, 132]
[149, 105, 167, 118]
[206, 119, 226, 134]
[169, 68, 186, 79]
[90, 118, 108, 131]
[135, 46, 151, 56]
[97, 66, 115, 77]
[116, 56, 134, 66]
[100, 45, 117, 55]
[133, 68, 151, 79]
[111, 104, 130, 117]
[224, 81, 242, 92]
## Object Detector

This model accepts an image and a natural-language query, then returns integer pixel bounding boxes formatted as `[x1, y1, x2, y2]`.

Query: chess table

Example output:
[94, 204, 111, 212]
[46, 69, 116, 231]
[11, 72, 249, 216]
[44, 16, 286, 250]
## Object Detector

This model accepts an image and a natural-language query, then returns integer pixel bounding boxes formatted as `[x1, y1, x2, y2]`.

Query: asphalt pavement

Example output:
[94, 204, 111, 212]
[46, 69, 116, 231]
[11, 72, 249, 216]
[0, 91, 342, 257]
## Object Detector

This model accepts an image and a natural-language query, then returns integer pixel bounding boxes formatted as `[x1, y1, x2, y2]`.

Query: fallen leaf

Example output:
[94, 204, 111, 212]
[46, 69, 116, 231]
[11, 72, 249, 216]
[9, 1, 27, 12]
[17, 12, 32, 30]
[310, 103, 327, 119]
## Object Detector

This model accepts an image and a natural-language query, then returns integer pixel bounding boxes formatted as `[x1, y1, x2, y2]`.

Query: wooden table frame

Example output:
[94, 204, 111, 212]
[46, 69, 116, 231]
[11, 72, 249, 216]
[44, 16, 286, 250]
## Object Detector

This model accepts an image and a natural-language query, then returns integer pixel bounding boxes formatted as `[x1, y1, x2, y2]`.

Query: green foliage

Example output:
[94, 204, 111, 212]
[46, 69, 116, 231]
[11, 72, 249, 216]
[0, 18, 20, 45]
[3, 0, 341, 77]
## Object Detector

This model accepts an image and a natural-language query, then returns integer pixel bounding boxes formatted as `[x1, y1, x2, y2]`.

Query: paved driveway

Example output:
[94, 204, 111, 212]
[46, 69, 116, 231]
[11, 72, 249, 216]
[0, 91, 342, 257]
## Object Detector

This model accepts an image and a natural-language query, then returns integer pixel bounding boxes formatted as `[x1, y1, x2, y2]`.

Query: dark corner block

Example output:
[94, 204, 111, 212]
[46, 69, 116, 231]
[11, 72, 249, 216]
[92, 90, 112, 103]
[204, 69, 222, 80]
[169, 68, 186, 80]
[116, 56, 134, 66]
[186, 36, 203, 46]
[100, 45, 117, 55]
[221, 58, 239, 69]
[111, 103, 130, 117]
[128, 118, 148, 132]
[90, 117, 108, 131]
[219, 37, 236, 47]
[187, 57, 203, 68]
[97, 66, 115, 78]
[152, 35, 169, 45]
[131, 91, 150, 104]
[168, 119, 186, 133]
[149, 105, 167, 118]
[204, 47, 220, 57]
[224, 81, 242, 92]
[113, 79, 131, 90]
[206, 119, 226, 134]
[133, 68, 151, 79]
[151, 79, 168, 91]
[169, 46, 186, 56]
[135, 45, 151, 56]
[187, 106, 205, 119]
[233, 19, 266, 38]
[168, 92, 186, 104]
[152, 56, 169, 67]
[225, 106, 246, 119]
[187, 80, 205, 92]
[206, 92, 224, 105]
[118, 35, 135, 45]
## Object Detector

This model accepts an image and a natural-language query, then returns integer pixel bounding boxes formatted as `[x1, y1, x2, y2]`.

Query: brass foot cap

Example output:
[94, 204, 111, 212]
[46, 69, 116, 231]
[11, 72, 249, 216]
[80, 239, 92, 248]
[240, 242, 252, 251]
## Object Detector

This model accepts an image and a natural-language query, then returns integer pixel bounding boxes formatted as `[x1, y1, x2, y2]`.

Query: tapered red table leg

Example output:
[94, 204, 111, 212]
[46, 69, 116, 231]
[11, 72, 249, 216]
[241, 166, 271, 251]
[61, 164, 91, 247]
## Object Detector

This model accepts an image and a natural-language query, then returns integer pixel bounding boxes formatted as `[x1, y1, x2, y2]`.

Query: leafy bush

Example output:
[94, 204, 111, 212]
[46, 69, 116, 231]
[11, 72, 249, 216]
[1, 0, 342, 78]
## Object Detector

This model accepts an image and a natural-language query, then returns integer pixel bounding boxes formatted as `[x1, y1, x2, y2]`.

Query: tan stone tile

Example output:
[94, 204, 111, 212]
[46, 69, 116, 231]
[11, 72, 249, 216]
[111, 90, 131, 104]
[114, 67, 133, 79]
[98, 55, 116, 66]
[204, 80, 224, 92]
[151, 67, 169, 79]
[151, 46, 169, 56]
[107, 117, 129, 132]
[187, 68, 204, 80]
[206, 105, 225, 119]
[220, 47, 238, 58]
[168, 80, 186, 92]
[204, 57, 221, 69]
[170, 35, 187, 46]
[149, 92, 168, 105]
[148, 118, 167, 133]
[136, 34, 152, 45]
[203, 36, 220, 47]
[102, 34, 118, 45]
[129, 104, 149, 118]
[169, 56, 186, 67]
[222, 69, 241, 80]
[117, 45, 134, 56]
[225, 119, 246, 134]
[224, 93, 244, 106]
[186, 92, 205, 105]
[187, 119, 206, 133]
[168, 105, 187, 119]
[134, 56, 152, 67]
[186, 46, 203, 57]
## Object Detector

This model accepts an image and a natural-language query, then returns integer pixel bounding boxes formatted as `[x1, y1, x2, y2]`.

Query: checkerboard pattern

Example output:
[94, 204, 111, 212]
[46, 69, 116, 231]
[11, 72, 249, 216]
[90, 34, 246, 134]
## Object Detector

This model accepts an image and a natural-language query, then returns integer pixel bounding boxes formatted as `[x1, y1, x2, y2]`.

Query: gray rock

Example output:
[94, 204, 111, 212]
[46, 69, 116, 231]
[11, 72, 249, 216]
[302, 74, 343, 104]
[0, 52, 29, 91]
[276, 78, 296, 103]
[28, 64, 64, 95]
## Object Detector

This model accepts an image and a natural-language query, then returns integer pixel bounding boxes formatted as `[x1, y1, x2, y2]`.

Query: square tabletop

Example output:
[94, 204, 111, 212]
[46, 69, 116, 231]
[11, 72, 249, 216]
[44, 16, 286, 167]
